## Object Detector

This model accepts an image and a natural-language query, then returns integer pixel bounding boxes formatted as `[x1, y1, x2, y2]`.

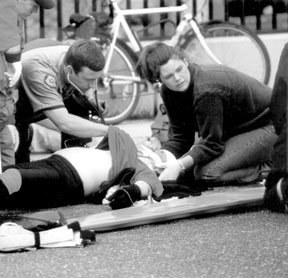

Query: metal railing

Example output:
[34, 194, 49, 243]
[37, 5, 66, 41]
[25, 0, 288, 42]
[223, 0, 288, 31]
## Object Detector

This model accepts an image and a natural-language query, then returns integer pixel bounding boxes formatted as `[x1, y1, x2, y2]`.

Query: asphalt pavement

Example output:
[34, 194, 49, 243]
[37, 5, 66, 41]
[0, 119, 288, 278]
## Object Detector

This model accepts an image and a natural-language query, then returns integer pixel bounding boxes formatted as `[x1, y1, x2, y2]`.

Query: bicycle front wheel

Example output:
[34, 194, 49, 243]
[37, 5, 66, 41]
[179, 21, 271, 85]
[97, 39, 140, 125]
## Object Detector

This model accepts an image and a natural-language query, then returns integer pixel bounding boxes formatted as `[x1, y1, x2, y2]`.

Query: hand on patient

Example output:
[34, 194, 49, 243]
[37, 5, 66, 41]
[156, 160, 182, 182]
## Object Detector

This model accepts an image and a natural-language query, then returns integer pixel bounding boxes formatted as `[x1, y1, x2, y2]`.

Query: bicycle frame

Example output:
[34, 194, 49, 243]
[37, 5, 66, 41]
[104, 0, 221, 85]
[62, 1, 270, 124]
[103, 0, 188, 83]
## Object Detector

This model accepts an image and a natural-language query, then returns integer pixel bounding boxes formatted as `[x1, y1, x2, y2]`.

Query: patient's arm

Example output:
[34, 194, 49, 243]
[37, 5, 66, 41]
[107, 184, 142, 209]
[103, 180, 152, 210]
[93, 144, 173, 209]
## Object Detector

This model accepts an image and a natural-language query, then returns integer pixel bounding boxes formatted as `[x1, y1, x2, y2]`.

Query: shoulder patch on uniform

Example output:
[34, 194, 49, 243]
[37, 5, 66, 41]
[44, 74, 57, 89]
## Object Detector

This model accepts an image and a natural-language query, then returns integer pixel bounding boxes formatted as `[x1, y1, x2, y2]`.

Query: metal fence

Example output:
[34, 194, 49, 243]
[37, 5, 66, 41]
[26, 0, 288, 42]
[223, 0, 288, 31]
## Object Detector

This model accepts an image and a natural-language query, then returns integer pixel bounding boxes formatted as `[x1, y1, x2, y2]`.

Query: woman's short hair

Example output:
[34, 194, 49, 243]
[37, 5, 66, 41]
[136, 42, 185, 83]
[64, 39, 105, 74]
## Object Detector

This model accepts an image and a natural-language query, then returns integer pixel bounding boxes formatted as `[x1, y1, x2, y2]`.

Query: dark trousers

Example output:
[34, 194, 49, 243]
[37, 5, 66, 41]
[3, 155, 84, 209]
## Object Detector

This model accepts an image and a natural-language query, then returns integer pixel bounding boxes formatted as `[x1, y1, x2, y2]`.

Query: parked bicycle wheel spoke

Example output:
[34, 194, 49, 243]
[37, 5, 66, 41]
[97, 40, 140, 124]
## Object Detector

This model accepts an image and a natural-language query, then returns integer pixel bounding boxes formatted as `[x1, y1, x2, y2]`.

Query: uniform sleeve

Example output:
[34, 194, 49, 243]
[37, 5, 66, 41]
[21, 59, 64, 113]
[186, 94, 225, 165]
[4, 47, 21, 63]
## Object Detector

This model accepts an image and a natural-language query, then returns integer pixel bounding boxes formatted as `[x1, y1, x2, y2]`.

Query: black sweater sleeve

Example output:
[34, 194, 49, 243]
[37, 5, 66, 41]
[160, 87, 195, 158]
[187, 93, 225, 164]
[162, 120, 195, 158]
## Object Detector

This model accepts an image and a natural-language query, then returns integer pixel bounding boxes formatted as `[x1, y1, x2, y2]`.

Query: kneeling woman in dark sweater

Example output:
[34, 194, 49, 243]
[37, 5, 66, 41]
[137, 42, 277, 185]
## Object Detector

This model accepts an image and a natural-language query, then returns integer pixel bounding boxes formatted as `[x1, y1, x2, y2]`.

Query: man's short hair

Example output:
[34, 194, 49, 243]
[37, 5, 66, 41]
[64, 39, 105, 74]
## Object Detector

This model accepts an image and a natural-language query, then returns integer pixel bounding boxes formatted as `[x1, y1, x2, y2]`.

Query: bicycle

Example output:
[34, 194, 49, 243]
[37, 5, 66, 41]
[64, 0, 271, 125]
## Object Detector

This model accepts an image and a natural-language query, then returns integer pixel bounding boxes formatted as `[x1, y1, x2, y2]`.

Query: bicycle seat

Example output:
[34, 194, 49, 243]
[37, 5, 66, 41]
[69, 13, 90, 27]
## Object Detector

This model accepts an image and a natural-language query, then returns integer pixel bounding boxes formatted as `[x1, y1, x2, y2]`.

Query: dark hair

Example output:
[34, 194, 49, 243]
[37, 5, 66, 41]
[136, 42, 186, 83]
[64, 39, 105, 74]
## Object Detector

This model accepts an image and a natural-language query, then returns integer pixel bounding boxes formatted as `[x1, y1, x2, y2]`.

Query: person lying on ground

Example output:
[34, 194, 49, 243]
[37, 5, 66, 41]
[0, 126, 169, 210]
[136, 42, 277, 186]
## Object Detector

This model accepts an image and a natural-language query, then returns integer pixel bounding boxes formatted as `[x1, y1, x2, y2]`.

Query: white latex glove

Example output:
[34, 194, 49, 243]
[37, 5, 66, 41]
[144, 136, 161, 152]
[7, 125, 19, 151]
[4, 61, 22, 88]
[156, 160, 182, 182]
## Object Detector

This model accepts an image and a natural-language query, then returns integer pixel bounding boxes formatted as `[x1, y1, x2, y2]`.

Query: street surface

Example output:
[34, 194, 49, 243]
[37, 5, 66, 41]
[0, 119, 287, 278]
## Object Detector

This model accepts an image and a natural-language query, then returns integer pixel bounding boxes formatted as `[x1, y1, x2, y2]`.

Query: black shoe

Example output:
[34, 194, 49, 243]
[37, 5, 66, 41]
[264, 176, 288, 212]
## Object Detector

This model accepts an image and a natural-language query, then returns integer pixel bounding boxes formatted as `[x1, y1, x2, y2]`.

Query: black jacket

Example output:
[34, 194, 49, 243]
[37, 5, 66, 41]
[269, 43, 288, 172]
[161, 64, 272, 164]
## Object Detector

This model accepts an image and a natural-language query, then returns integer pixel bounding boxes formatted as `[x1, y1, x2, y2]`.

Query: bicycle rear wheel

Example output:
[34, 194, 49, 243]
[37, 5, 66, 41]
[179, 21, 271, 85]
[97, 39, 140, 125]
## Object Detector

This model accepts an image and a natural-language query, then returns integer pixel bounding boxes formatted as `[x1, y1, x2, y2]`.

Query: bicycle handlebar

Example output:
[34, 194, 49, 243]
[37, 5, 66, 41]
[117, 4, 188, 16]
[108, 0, 187, 6]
